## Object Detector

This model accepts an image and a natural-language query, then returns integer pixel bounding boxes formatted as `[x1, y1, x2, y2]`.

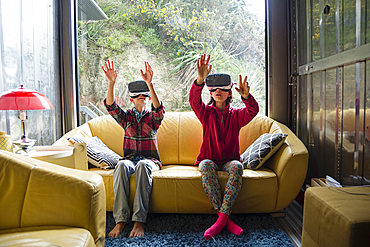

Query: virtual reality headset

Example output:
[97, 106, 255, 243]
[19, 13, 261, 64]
[205, 73, 233, 92]
[128, 80, 150, 98]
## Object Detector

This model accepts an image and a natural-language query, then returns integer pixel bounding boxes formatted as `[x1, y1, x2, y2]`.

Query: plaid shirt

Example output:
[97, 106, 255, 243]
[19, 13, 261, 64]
[104, 99, 165, 169]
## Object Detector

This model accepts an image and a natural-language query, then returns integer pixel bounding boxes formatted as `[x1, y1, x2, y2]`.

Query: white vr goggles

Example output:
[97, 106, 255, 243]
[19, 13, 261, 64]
[205, 73, 233, 92]
[128, 80, 150, 98]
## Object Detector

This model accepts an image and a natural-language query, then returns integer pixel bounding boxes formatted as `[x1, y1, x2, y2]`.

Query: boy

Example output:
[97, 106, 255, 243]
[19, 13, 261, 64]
[102, 60, 165, 238]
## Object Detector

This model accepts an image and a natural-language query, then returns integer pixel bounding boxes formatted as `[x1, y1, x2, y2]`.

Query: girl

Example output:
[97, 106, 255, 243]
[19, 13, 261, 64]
[189, 54, 259, 239]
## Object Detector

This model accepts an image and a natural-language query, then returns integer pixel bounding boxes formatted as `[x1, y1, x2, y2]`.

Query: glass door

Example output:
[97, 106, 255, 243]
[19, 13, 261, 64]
[294, 0, 370, 185]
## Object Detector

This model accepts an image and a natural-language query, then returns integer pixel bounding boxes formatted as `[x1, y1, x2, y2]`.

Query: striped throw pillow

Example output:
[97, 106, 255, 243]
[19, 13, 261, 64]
[68, 136, 122, 169]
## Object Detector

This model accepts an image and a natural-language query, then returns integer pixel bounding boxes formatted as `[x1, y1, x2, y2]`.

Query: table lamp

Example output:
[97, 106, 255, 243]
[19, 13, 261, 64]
[0, 85, 54, 154]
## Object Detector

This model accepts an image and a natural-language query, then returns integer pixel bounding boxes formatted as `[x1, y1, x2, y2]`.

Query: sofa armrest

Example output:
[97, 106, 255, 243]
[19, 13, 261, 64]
[264, 123, 309, 211]
[0, 150, 106, 247]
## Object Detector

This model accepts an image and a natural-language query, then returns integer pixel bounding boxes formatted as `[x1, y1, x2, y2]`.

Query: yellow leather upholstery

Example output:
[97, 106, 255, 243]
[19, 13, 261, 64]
[302, 187, 370, 247]
[0, 150, 106, 247]
[0, 228, 96, 247]
[54, 112, 308, 213]
[157, 112, 180, 164]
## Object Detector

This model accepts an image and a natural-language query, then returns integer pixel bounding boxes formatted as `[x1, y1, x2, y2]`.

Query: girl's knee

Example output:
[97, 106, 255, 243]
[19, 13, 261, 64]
[199, 159, 215, 170]
[230, 161, 243, 174]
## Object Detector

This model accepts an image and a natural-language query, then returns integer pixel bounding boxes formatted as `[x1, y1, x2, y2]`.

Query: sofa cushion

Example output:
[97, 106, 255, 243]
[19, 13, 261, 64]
[68, 136, 122, 169]
[89, 165, 278, 213]
[0, 228, 95, 247]
[241, 133, 287, 170]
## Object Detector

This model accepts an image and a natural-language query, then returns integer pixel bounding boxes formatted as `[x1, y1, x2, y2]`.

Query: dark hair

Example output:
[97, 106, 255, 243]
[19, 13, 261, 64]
[207, 95, 233, 106]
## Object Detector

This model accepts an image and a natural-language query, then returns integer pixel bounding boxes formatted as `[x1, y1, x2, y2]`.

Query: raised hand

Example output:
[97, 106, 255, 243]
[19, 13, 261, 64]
[102, 60, 117, 85]
[196, 54, 212, 84]
[140, 61, 154, 87]
[235, 75, 250, 99]
[140, 61, 161, 109]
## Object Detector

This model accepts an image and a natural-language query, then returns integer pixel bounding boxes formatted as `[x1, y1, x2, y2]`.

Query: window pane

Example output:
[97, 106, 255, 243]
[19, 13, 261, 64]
[343, 0, 356, 51]
[312, 0, 321, 61]
[0, 0, 58, 146]
[77, 0, 266, 125]
[324, 0, 338, 57]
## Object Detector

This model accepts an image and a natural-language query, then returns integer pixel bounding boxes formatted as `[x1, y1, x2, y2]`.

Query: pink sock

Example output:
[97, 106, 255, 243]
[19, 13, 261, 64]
[218, 212, 243, 235]
[204, 212, 228, 239]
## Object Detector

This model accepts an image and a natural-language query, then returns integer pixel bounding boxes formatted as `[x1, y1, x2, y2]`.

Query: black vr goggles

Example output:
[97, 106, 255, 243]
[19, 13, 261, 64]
[128, 80, 150, 98]
[205, 73, 233, 92]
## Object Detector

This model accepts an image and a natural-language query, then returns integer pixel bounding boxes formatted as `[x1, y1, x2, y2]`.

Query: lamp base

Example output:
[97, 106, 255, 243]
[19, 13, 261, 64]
[13, 139, 36, 155]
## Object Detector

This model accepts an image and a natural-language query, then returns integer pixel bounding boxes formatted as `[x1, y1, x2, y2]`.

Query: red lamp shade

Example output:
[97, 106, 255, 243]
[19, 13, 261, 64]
[0, 85, 53, 110]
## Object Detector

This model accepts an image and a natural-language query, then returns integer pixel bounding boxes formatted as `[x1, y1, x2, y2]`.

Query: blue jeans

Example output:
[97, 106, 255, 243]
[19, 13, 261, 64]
[112, 159, 159, 224]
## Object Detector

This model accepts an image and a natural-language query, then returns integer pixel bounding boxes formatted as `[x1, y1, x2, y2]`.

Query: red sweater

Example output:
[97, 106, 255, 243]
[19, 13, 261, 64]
[189, 80, 259, 166]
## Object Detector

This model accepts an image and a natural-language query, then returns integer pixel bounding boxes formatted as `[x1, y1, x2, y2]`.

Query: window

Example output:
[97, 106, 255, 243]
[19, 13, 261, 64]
[77, 0, 265, 124]
[0, 0, 59, 145]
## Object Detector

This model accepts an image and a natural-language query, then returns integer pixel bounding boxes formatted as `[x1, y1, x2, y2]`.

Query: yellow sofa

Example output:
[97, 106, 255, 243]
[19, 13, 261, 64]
[53, 112, 308, 214]
[0, 150, 106, 247]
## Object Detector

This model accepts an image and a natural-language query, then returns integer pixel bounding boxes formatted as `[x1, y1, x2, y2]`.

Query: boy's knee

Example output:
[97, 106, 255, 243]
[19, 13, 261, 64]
[135, 160, 150, 172]
[115, 162, 124, 171]
[115, 160, 134, 172]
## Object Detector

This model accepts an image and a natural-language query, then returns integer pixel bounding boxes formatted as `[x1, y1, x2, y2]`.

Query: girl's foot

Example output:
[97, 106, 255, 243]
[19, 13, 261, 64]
[218, 212, 243, 235]
[204, 212, 228, 239]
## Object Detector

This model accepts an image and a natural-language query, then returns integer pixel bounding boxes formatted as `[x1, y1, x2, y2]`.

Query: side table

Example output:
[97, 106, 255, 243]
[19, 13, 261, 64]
[28, 143, 88, 170]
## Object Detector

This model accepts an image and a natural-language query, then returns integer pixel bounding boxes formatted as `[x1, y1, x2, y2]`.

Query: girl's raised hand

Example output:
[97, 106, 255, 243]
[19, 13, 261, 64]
[235, 75, 250, 99]
[197, 54, 212, 83]
[102, 60, 117, 84]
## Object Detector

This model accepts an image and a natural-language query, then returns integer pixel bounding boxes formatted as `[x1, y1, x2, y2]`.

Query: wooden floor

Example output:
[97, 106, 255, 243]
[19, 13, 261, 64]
[274, 200, 303, 247]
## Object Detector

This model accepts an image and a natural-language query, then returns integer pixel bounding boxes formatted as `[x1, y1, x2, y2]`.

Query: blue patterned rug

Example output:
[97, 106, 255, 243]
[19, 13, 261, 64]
[104, 212, 294, 246]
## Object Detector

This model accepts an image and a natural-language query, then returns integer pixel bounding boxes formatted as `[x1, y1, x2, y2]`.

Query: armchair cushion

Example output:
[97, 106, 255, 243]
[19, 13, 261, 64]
[241, 133, 287, 170]
[68, 136, 122, 169]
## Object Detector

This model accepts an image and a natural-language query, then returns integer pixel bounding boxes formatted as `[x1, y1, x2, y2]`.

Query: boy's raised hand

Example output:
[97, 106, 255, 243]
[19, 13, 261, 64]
[140, 61, 161, 109]
[140, 61, 154, 87]
[196, 54, 212, 84]
[235, 75, 250, 99]
[102, 60, 117, 84]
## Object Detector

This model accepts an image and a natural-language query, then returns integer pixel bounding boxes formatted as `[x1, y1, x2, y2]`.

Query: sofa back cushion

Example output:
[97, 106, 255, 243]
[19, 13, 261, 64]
[239, 115, 282, 153]
[157, 112, 202, 165]
[156, 112, 180, 165]
[88, 115, 125, 157]
[179, 112, 203, 164]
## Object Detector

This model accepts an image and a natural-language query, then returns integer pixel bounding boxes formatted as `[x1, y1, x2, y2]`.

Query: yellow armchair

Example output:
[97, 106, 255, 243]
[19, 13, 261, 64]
[0, 150, 106, 247]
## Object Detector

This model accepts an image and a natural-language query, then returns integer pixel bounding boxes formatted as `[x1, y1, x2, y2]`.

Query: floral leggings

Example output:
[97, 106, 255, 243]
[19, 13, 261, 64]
[199, 159, 243, 216]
